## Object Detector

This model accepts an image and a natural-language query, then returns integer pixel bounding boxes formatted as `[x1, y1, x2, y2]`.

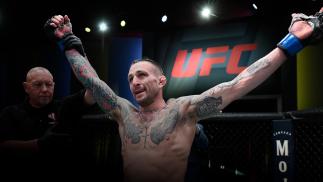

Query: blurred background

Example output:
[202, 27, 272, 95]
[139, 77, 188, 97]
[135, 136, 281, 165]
[0, 0, 322, 111]
[1, 1, 323, 181]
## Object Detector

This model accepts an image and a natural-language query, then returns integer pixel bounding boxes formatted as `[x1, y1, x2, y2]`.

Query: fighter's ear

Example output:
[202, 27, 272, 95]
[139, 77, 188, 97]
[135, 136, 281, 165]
[159, 75, 167, 87]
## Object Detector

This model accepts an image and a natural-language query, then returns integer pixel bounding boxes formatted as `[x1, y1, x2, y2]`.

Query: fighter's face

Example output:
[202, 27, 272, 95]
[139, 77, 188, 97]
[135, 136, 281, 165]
[24, 70, 54, 108]
[128, 61, 162, 106]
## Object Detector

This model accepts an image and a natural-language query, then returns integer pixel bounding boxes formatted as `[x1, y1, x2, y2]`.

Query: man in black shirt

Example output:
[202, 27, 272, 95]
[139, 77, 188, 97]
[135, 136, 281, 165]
[0, 67, 65, 174]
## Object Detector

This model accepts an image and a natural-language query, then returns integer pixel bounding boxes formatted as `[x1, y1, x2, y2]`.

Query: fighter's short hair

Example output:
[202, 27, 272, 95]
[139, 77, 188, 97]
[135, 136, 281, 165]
[131, 57, 164, 75]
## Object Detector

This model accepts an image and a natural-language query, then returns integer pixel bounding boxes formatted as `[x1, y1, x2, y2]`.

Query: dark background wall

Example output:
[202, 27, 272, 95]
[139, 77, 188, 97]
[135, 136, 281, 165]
[143, 15, 297, 112]
[0, 1, 322, 112]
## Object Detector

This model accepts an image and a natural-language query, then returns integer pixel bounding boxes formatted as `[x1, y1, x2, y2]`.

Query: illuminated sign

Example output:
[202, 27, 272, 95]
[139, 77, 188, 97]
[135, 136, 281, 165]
[160, 20, 279, 98]
[171, 43, 257, 78]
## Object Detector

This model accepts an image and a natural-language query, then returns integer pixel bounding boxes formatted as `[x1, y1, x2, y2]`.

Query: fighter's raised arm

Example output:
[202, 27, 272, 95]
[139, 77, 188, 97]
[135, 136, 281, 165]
[42, 8, 322, 182]
[183, 8, 323, 121]
[44, 15, 127, 119]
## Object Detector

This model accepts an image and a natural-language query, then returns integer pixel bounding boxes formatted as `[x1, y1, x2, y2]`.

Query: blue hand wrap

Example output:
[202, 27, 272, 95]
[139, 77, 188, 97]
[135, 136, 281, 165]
[277, 33, 304, 57]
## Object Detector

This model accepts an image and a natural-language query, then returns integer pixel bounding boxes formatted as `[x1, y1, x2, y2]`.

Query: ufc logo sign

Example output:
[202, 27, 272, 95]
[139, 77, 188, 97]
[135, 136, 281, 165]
[171, 43, 257, 78]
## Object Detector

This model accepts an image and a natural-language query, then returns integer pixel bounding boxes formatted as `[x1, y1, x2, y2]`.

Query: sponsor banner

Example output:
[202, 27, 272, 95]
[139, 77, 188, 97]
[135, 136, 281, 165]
[272, 119, 294, 182]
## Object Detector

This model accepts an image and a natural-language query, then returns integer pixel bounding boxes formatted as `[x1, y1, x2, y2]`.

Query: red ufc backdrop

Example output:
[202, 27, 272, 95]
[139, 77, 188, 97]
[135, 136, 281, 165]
[143, 16, 296, 113]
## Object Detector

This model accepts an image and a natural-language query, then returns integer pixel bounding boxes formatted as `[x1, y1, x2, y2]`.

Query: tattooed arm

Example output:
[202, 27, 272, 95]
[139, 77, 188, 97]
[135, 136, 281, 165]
[47, 15, 125, 119]
[65, 50, 120, 112]
[186, 48, 287, 121]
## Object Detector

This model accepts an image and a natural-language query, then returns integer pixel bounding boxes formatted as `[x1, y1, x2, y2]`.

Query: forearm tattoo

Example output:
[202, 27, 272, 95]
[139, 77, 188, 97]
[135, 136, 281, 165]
[243, 57, 270, 78]
[66, 52, 98, 88]
[222, 57, 270, 88]
[92, 80, 118, 110]
[204, 57, 270, 114]
[66, 51, 118, 110]
[195, 97, 222, 119]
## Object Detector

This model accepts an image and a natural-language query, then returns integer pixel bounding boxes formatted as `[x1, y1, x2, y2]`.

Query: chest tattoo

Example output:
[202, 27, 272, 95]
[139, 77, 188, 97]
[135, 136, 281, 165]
[124, 119, 142, 144]
[140, 126, 150, 148]
[150, 106, 179, 145]
[123, 105, 180, 146]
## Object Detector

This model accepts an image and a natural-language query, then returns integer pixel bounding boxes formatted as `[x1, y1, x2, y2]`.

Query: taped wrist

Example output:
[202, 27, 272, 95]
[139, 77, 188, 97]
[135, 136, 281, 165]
[277, 33, 304, 57]
[59, 33, 86, 57]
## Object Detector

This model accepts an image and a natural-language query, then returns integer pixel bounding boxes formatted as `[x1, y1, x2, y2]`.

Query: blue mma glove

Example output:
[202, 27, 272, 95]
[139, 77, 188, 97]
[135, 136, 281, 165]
[277, 11, 323, 57]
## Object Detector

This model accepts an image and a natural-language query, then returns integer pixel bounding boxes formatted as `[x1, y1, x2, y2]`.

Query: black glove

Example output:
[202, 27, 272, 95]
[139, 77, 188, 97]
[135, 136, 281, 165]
[60, 33, 86, 57]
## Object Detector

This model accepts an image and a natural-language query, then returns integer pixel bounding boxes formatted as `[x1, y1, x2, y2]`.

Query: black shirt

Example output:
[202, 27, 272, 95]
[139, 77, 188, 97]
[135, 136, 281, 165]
[0, 98, 61, 142]
[0, 98, 61, 176]
[56, 89, 123, 181]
